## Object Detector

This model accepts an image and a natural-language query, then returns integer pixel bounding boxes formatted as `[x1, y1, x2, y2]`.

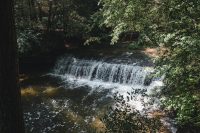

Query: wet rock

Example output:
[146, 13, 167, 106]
[144, 74, 153, 86]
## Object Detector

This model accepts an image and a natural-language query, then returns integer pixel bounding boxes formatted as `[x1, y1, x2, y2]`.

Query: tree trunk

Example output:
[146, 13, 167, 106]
[47, 0, 53, 32]
[37, 2, 42, 22]
[30, 0, 37, 21]
[0, 1, 25, 133]
[20, 0, 25, 21]
[28, 0, 32, 20]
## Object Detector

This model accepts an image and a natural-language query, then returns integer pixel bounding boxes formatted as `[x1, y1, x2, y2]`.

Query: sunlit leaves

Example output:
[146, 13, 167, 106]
[98, 0, 200, 129]
[103, 93, 161, 133]
[99, 0, 157, 44]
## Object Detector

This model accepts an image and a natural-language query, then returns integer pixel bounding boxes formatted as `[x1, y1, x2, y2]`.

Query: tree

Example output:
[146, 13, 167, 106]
[0, 0, 25, 133]
[98, 0, 156, 44]
[98, 0, 200, 130]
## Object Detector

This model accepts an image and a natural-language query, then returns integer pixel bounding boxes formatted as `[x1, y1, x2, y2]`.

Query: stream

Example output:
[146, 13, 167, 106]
[22, 51, 177, 133]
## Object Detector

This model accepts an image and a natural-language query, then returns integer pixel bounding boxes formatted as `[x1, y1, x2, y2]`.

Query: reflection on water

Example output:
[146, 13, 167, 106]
[22, 54, 176, 133]
[51, 56, 163, 112]
[22, 84, 110, 133]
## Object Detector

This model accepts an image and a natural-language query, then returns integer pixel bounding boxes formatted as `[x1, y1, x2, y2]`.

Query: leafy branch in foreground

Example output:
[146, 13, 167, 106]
[98, 0, 200, 130]
[102, 93, 161, 133]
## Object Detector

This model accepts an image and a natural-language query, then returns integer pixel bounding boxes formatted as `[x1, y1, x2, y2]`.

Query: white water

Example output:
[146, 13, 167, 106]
[51, 56, 176, 133]
[51, 56, 163, 110]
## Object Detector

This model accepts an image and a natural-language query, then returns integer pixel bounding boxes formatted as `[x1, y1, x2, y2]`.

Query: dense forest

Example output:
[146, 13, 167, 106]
[0, 0, 199, 133]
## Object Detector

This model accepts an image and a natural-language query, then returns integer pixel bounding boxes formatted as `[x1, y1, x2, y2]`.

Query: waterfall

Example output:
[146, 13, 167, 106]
[53, 56, 154, 86]
[50, 55, 165, 110]
[50, 55, 164, 110]
[50, 55, 176, 133]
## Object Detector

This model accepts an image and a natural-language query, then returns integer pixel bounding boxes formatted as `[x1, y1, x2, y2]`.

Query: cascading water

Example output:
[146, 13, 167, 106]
[20, 53, 178, 133]
[51, 55, 164, 111]
[53, 56, 152, 85]
[48, 55, 178, 133]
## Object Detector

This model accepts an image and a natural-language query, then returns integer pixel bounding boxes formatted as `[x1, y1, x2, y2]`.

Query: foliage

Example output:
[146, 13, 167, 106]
[15, 0, 100, 46]
[156, 0, 200, 127]
[158, 34, 200, 127]
[162, 93, 200, 126]
[84, 11, 112, 45]
[127, 42, 141, 50]
[102, 93, 161, 133]
[127, 33, 156, 50]
[99, 0, 200, 130]
[17, 29, 41, 57]
[14, 0, 200, 130]
[98, 0, 158, 44]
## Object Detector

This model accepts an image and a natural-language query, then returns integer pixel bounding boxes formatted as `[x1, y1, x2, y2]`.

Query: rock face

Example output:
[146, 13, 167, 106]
[119, 31, 140, 42]
[144, 74, 154, 86]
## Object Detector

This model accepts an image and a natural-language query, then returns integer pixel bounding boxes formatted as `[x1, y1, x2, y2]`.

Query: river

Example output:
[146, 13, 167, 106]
[21, 50, 176, 133]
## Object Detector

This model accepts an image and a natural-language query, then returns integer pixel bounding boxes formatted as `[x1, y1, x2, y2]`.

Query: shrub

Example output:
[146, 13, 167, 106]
[102, 93, 161, 133]
[17, 29, 41, 57]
